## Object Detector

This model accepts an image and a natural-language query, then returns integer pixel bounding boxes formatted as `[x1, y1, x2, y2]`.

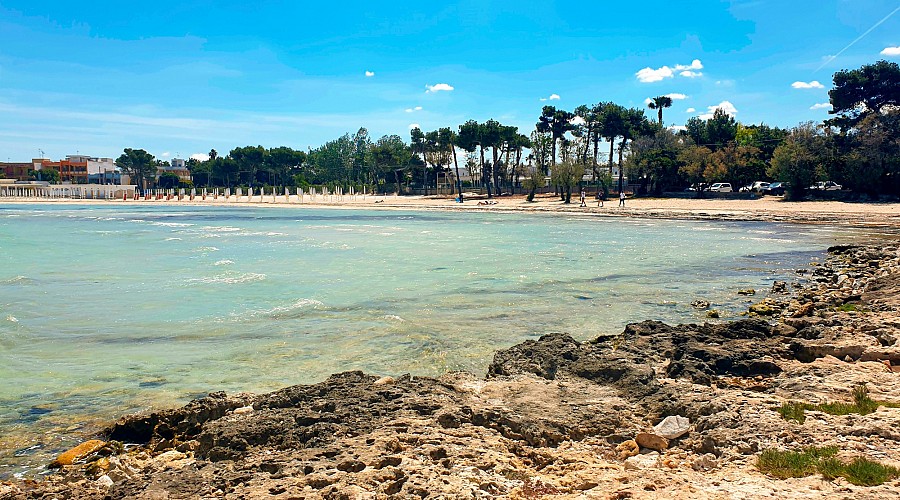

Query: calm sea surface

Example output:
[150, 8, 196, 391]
[0, 203, 883, 476]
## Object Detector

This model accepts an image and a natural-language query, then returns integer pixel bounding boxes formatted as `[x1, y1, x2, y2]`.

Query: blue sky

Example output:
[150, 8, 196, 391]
[1, 0, 898, 162]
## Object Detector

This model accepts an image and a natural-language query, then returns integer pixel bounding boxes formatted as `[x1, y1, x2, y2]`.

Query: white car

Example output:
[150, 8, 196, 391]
[811, 181, 842, 191]
[709, 183, 733, 193]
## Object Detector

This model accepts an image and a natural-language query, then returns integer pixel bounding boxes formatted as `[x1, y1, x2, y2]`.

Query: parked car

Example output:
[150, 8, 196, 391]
[764, 182, 788, 196]
[709, 182, 733, 193]
[744, 181, 770, 193]
[810, 181, 842, 191]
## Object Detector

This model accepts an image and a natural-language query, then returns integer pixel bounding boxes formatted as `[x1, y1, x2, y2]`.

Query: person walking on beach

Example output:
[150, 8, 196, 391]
[580, 189, 586, 207]
[597, 192, 604, 207]
[619, 191, 626, 207]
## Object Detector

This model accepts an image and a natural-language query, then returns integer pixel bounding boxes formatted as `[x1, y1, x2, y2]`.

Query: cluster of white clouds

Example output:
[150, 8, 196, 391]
[191, 153, 210, 162]
[810, 103, 832, 110]
[425, 83, 454, 93]
[365, 71, 375, 77]
[405, 106, 423, 113]
[698, 101, 737, 120]
[882, 46, 900, 56]
[636, 60, 703, 83]
[685, 107, 696, 113]
[539, 94, 561, 102]
[792, 81, 824, 89]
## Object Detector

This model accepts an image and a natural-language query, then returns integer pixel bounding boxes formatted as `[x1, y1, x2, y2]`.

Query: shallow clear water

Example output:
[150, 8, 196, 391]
[0, 203, 878, 476]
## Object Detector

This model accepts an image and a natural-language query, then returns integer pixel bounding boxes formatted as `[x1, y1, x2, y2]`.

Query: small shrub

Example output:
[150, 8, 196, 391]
[757, 446, 836, 479]
[778, 402, 807, 423]
[841, 457, 900, 486]
[837, 303, 868, 313]
[758, 448, 899, 486]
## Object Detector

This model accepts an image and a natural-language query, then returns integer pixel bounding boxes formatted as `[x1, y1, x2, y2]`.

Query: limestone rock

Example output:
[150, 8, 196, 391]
[738, 289, 756, 296]
[653, 415, 690, 439]
[615, 440, 639, 460]
[691, 453, 718, 471]
[691, 300, 710, 309]
[623, 452, 659, 470]
[50, 440, 106, 467]
[635, 432, 669, 451]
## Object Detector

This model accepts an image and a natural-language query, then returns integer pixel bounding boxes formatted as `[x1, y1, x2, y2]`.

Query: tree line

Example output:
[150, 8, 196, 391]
[114, 60, 900, 201]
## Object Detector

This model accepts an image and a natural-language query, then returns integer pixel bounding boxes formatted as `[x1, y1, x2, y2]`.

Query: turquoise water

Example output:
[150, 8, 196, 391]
[0, 203, 875, 476]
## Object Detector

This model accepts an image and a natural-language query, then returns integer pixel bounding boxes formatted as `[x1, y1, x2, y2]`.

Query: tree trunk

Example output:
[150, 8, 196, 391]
[617, 139, 626, 193]
[451, 145, 463, 202]
[608, 139, 615, 178]
[658, 108, 663, 126]
[394, 169, 401, 194]
[480, 146, 492, 199]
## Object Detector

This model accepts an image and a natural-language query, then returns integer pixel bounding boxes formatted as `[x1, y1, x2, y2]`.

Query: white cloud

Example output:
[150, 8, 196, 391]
[666, 93, 688, 100]
[881, 46, 900, 56]
[674, 59, 703, 71]
[365, 71, 375, 77]
[408, 123, 420, 130]
[792, 81, 825, 89]
[405, 106, 423, 113]
[668, 125, 688, 132]
[686, 107, 696, 113]
[161, 151, 170, 157]
[810, 103, 833, 110]
[425, 83, 454, 93]
[637, 60, 704, 82]
[698, 101, 738, 120]
[190, 153, 210, 162]
[539, 93, 561, 101]
[636, 66, 674, 83]
[570, 116, 586, 126]
[644, 97, 653, 105]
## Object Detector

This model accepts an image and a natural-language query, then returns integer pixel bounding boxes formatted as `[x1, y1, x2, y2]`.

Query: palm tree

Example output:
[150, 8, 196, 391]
[647, 96, 673, 126]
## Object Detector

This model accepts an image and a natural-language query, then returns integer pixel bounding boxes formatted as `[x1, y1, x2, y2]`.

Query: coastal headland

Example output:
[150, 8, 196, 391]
[1, 199, 900, 499]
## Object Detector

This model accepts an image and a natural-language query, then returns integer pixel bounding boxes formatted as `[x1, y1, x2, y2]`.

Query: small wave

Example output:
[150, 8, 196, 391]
[1, 276, 31, 285]
[188, 272, 266, 285]
[153, 222, 195, 227]
[6, 315, 18, 323]
[194, 246, 219, 252]
[236, 298, 325, 320]
[383, 314, 405, 322]
[214, 260, 234, 266]
[165, 237, 182, 241]
[201, 226, 243, 233]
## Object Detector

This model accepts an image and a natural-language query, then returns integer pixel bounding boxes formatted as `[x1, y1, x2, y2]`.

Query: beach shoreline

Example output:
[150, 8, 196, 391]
[3, 193, 900, 227]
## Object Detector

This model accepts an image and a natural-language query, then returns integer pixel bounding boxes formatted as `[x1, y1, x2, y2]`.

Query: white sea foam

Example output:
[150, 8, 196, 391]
[194, 246, 219, 252]
[1, 276, 30, 285]
[5, 315, 18, 323]
[165, 237, 182, 241]
[188, 272, 266, 284]
[153, 222, 195, 227]
[383, 314, 405, 322]
[214, 260, 234, 266]
[201, 226, 242, 232]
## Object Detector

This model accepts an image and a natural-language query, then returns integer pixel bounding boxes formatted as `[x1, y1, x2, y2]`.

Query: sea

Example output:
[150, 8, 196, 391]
[0, 202, 886, 477]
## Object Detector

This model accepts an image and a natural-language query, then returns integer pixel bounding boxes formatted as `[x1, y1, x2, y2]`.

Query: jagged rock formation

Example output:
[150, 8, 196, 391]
[2, 245, 899, 499]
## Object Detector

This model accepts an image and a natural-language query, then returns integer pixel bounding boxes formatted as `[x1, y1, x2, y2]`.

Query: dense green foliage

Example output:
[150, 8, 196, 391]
[106, 60, 897, 198]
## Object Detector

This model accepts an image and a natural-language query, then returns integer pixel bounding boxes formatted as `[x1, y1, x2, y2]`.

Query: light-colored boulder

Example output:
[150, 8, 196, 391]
[624, 452, 660, 470]
[635, 432, 669, 451]
[653, 415, 691, 439]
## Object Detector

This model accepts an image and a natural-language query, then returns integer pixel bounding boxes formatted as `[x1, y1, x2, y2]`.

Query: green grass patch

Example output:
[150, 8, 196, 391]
[757, 446, 837, 479]
[758, 448, 900, 486]
[836, 303, 869, 313]
[778, 385, 897, 423]
[778, 402, 807, 423]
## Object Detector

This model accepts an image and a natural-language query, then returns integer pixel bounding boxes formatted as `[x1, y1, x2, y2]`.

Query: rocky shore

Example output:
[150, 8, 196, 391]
[2, 245, 899, 499]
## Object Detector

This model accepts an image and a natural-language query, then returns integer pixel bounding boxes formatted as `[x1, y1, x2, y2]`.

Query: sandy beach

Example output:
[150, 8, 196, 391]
[4, 193, 900, 227]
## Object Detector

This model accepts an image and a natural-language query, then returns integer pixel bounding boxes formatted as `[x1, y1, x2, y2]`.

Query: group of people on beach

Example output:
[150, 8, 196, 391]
[580, 189, 626, 208]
